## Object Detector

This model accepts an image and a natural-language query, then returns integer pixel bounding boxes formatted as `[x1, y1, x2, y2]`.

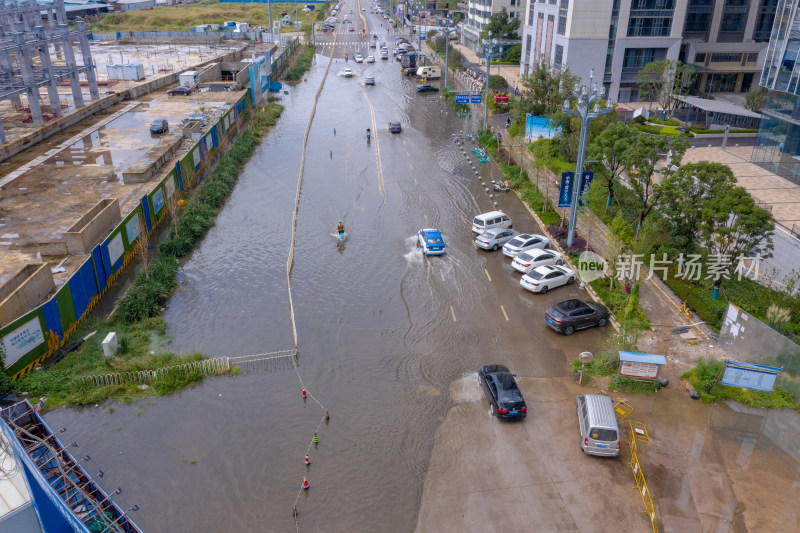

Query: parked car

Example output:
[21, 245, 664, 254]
[502, 233, 550, 258]
[403, 67, 418, 76]
[520, 265, 575, 294]
[471, 210, 512, 234]
[417, 228, 446, 256]
[478, 365, 527, 421]
[545, 299, 610, 335]
[389, 121, 402, 133]
[416, 84, 439, 92]
[167, 86, 191, 96]
[511, 249, 564, 274]
[475, 228, 519, 251]
[149, 118, 169, 134]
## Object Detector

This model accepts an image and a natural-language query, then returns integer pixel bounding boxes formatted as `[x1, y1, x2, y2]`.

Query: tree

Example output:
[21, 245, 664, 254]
[636, 60, 697, 114]
[744, 86, 768, 113]
[488, 74, 508, 92]
[505, 44, 521, 63]
[588, 122, 641, 208]
[658, 162, 736, 253]
[627, 134, 668, 229]
[137, 216, 151, 280]
[699, 186, 775, 289]
[518, 60, 579, 117]
[479, 8, 520, 40]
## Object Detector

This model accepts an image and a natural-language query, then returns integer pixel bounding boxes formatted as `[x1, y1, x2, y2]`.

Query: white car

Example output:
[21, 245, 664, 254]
[511, 249, 564, 274]
[502, 233, 550, 258]
[520, 265, 575, 294]
[366, 55, 375, 63]
[380, 50, 389, 59]
[354, 53, 364, 63]
[343, 68, 353, 77]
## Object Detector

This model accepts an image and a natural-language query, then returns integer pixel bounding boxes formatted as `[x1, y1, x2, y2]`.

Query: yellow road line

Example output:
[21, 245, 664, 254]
[360, 86, 386, 202]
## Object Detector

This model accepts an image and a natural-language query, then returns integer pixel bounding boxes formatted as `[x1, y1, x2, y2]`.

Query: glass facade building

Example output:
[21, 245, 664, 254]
[752, 0, 800, 184]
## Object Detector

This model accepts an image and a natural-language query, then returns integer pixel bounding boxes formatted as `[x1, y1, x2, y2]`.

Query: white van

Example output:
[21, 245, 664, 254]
[416, 66, 441, 79]
[471, 211, 512, 234]
[576, 395, 620, 457]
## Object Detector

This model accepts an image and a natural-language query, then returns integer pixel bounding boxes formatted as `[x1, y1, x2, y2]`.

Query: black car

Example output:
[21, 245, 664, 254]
[416, 84, 439, 92]
[544, 299, 610, 335]
[478, 365, 527, 421]
[167, 86, 191, 96]
[403, 67, 418, 76]
[149, 118, 169, 134]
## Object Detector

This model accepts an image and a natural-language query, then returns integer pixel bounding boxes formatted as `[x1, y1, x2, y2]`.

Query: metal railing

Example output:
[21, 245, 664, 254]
[85, 349, 297, 387]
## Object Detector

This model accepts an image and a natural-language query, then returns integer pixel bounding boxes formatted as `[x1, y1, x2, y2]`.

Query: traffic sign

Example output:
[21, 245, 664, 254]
[470, 94, 482, 104]
[454, 94, 469, 104]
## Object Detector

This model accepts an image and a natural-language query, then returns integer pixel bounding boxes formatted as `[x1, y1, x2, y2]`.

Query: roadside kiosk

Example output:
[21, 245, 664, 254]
[618, 351, 667, 381]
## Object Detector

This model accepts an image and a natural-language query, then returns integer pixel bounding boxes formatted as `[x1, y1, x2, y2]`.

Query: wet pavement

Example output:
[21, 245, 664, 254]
[43, 3, 800, 529]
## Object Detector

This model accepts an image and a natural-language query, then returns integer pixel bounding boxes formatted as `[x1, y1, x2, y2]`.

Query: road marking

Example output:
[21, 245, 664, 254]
[424, 214, 428, 223]
[484, 268, 492, 282]
[500, 305, 509, 321]
[450, 306, 457, 322]
[406, 150, 410, 157]
[410, 163, 413, 170]
[441, 270, 445, 281]
[413, 178, 417, 184]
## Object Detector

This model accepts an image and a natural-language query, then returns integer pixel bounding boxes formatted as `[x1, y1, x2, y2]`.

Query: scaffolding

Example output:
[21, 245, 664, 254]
[0, 0, 99, 144]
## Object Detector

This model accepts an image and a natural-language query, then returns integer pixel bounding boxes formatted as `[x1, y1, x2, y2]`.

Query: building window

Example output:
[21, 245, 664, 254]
[526, 35, 532, 63]
[554, 44, 564, 67]
[558, 15, 566, 35]
[753, 0, 777, 42]
[628, 17, 672, 36]
[684, 12, 711, 32]
[528, 7, 534, 25]
[605, 46, 614, 71]
[623, 48, 663, 69]
[694, 53, 706, 63]
[511, 0, 515, 5]
[720, 13, 746, 32]
[711, 52, 743, 62]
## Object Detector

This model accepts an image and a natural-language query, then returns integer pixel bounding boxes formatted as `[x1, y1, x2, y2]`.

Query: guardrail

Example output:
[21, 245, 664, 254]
[627, 419, 658, 533]
[792, 224, 800, 241]
[85, 349, 297, 387]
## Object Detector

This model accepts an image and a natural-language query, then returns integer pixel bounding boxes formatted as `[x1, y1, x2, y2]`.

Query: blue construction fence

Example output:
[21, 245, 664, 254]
[1, 91, 253, 380]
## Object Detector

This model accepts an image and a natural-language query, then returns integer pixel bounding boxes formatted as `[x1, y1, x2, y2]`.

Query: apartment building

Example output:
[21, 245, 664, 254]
[519, 0, 777, 103]
[462, 0, 525, 51]
[752, 0, 800, 184]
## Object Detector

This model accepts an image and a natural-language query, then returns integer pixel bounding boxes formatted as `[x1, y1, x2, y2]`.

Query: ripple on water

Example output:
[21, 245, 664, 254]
[450, 373, 484, 404]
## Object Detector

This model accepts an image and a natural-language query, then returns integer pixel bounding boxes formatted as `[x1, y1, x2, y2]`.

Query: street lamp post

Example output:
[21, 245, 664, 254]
[561, 70, 612, 248]
[481, 34, 497, 131]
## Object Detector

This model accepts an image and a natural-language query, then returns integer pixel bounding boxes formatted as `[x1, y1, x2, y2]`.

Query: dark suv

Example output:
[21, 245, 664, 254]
[544, 299, 610, 335]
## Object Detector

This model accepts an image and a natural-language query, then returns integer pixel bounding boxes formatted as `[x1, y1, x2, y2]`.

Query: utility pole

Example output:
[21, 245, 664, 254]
[561, 70, 612, 247]
[267, 0, 273, 42]
[444, 32, 448, 89]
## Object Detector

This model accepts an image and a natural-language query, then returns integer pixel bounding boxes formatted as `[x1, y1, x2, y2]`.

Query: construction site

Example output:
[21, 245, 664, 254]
[0, 0, 291, 374]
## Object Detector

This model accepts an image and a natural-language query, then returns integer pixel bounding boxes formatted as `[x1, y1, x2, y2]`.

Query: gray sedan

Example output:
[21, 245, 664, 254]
[475, 228, 519, 251]
[502, 233, 550, 258]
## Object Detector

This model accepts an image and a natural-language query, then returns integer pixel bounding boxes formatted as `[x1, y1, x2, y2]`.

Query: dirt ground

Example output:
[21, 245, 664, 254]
[415, 374, 800, 532]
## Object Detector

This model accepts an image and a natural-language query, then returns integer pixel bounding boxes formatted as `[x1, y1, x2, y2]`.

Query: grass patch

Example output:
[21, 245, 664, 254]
[590, 278, 651, 330]
[649, 117, 681, 126]
[11, 318, 208, 408]
[683, 358, 800, 410]
[570, 357, 617, 386]
[609, 376, 661, 394]
[283, 45, 316, 81]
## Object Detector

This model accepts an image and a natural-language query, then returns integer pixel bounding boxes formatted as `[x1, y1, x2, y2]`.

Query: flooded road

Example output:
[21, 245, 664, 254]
[45, 47, 606, 531]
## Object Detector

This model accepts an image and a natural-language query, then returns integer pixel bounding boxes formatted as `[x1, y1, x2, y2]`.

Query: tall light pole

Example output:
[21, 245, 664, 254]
[481, 33, 496, 131]
[561, 70, 612, 247]
[267, 0, 273, 42]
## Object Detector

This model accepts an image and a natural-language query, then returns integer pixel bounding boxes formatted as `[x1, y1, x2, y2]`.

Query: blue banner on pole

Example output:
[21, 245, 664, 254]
[578, 170, 594, 206]
[471, 94, 482, 104]
[559, 172, 574, 207]
[454, 94, 469, 104]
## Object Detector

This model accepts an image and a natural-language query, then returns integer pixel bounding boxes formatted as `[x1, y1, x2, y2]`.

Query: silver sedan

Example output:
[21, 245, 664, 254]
[475, 228, 519, 251]
[502, 233, 550, 258]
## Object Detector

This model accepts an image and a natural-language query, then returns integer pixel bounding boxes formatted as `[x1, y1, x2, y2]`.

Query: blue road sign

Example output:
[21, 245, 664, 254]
[559, 172, 574, 207]
[578, 170, 594, 206]
[471, 94, 482, 104]
[454, 94, 469, 104]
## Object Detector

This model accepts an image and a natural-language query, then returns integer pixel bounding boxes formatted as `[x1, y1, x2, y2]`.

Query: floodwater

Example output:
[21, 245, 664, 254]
[42, 37, 800, 533]
[45, 48, 604, 531]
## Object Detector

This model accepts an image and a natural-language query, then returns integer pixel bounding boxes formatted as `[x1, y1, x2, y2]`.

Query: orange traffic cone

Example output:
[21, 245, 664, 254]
[305, 454, 310, 465]
[302, 477, 309, 490]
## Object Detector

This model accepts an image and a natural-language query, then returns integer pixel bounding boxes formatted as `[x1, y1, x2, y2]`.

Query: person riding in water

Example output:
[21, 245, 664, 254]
[366, 128, 371, 139]
[337, 222, 345, 238]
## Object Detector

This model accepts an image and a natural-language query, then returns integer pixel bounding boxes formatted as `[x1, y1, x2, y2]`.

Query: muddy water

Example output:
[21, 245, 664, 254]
[45, 52, 608, 531]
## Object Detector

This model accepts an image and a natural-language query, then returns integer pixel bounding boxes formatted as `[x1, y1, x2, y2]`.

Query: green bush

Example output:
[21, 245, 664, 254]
[649, 117, 681, 126]
[609, 376, 661, 393]
[284, 45, 316, 81]
[683, 358, 800, 408]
